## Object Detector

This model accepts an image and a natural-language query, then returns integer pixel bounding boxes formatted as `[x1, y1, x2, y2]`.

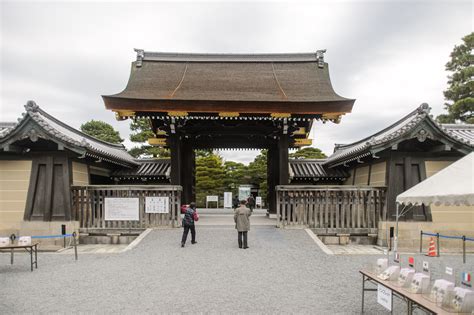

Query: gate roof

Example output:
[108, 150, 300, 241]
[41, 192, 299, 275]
[103, 51, 354, 115]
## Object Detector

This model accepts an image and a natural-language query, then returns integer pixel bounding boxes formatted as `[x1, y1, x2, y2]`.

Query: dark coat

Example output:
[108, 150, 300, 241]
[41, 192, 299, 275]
[234, 205, 251, 231]
[182, 208, 196, 226]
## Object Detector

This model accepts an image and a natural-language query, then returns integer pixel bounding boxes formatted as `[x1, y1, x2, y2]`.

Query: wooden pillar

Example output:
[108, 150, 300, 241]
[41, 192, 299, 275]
[267, 147, 275, 214]
[278, 135, 289, 185]
[181, 140, 195, 204]
[169, 134, 182, 186]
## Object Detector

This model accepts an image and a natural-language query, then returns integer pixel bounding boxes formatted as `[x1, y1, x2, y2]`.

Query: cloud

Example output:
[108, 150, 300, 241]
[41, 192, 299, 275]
[1, 1, 472, 163]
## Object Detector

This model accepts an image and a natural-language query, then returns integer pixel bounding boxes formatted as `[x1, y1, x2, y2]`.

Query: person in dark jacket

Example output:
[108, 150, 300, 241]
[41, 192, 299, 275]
[234, 200, 251, 249]
[181, 202, 198, 247]
[247, 195, 255, 212]
[232, 195, 239, 209]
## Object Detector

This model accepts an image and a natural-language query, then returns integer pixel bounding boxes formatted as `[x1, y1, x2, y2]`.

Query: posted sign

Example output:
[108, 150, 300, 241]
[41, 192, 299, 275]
[224, 192, 232, 208]
[145, 197, 169, 213]
[105, 198, 139, 221]
[206, 195, 218, 202]
[377, 284, 392, 311]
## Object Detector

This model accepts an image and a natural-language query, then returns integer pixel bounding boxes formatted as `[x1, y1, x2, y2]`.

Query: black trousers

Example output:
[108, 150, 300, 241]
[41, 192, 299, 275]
[181, 224, 196, 244]
[238, 231, 248, 248]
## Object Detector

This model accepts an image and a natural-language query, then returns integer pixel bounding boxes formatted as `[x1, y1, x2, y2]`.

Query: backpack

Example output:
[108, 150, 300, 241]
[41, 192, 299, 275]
[193, 210, 199, 222]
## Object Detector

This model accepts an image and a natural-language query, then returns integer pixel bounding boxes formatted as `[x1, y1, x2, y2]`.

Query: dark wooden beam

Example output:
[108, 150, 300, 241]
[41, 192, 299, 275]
[169, 134, 182, 186]
[278, 136, 289, 185]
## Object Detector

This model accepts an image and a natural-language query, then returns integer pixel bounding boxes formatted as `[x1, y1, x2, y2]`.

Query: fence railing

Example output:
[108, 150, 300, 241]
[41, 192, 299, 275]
[420, 231, 474, 264]
[71, 185, 182, 229]
[276, 185, 387, 231]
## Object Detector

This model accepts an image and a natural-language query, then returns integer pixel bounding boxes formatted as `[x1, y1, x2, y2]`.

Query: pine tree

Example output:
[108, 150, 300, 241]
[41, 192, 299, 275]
[290, 147, 327, 159]
[195, 152, 226, 207]
[80, 120, 123, 144]
[437, 32, 474, 124]
[129, 118, 170, 158]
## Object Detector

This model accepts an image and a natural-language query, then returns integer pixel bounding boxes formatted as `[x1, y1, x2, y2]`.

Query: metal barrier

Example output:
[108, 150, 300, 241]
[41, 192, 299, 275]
[420, 230, 474, 263]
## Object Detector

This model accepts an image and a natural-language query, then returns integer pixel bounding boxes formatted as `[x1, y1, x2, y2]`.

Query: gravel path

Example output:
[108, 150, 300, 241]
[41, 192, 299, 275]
[1, 226, 472, 314]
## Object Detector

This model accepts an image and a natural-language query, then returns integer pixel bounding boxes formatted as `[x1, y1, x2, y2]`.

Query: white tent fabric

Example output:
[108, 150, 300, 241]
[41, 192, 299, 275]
[396, 152, 474, 206]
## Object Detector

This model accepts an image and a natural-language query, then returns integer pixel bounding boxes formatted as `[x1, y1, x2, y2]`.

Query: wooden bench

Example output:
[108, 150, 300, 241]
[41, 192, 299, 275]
[0, 243, 39, 271]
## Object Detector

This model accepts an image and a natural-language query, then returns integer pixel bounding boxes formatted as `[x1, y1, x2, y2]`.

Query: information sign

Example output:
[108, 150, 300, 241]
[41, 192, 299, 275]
[255, 196, 262, 207]
[105, 198, 139, 221]
[145, 197, 169, 213]
[207, 195, 218, 202]
[224, 192, 232, 208]
[377, 284, 392, 311]
[238, 186, 251, 201]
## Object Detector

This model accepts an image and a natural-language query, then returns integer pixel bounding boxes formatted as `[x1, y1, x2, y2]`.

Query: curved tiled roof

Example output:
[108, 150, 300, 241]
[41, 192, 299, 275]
[112, 159, 171, 178]
[103, 50, 355, 116]
[289, 159, 348, 180]
[441, 124, 474, 146]
[325, 103, 474, 167]
[0, 101, 138, 167]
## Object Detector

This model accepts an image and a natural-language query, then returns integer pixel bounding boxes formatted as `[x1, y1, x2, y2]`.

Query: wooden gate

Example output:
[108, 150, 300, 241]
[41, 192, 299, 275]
[276, 185, 386, 233]
[71, 185, 182, 229]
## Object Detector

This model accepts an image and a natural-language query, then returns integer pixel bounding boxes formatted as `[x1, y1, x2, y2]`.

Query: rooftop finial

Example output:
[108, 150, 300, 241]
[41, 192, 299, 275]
[134, 48, 145, 67]
[24, 100, 38, 112]
[316, 49, 326, 68]
[417, 103, 431, 114]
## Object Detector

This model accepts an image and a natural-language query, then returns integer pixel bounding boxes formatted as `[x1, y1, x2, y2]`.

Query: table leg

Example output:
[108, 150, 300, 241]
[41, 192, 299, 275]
[30, 247, 33, 272]
[35, 244, 38, 268]
[407, 300, 413, 315]
[361, 274, 365, 314]
[10, 248, 13, 265]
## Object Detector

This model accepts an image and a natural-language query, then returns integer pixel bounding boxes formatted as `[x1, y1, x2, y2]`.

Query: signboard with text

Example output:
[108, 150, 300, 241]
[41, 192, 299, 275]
[145, 197, 169, 213]
[377, 284, 392, 311]
[105, 198, 139, 221]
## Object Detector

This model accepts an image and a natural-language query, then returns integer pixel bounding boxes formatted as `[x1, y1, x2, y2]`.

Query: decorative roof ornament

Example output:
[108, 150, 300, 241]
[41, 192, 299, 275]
[134, 48, 145, 67]
[24, 100, 39, 112]
[316, 49, 326, 68]
[417, 103, 431, 114]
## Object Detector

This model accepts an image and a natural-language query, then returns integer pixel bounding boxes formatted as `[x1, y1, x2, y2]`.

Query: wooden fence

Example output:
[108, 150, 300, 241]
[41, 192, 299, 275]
[276, 185, 387, 232]
[71, 185, 182, 229]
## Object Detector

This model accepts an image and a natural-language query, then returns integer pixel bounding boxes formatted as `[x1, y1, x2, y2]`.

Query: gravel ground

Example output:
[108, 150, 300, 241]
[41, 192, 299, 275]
[1, 226, 472, 314]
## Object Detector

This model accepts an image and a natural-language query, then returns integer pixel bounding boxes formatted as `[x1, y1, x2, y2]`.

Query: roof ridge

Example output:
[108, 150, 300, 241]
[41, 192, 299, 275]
[334, 103, 430, 151]
[442, 123, 474, 129]
[138, 50, 323, 63]
[25, 101, 127, 149]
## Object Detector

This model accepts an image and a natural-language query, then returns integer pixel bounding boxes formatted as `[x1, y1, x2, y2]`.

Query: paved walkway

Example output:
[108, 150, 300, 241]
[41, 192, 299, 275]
[1, 224, 471, 314]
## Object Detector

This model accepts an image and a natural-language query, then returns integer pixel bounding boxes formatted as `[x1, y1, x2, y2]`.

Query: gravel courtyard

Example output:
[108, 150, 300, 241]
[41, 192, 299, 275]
[1, 225, 471, 314]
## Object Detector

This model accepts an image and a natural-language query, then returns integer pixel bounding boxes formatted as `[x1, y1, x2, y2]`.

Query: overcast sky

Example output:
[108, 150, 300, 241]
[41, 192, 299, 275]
[1, 0, 471, 163]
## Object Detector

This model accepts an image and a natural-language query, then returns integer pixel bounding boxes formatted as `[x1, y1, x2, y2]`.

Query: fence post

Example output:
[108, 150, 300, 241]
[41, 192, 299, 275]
[436, 233, 440, 257]
[462, 235, 466, 264]
[420, 230, 423, 253]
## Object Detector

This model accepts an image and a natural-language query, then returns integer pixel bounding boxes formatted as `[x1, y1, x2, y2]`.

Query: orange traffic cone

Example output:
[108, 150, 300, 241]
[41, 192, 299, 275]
[427, 237, 437, 257]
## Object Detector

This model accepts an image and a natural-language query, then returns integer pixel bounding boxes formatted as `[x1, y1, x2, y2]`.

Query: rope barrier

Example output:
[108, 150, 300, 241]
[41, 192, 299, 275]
[421, 231, 474, 241]
[4, 232, 78, 261]
[31, 234, 74, 239]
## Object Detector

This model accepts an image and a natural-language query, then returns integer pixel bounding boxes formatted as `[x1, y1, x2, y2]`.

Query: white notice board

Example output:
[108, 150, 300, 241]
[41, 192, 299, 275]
[255, 196, 262, 206]
[207, 195, 218, 202]
[145, 197, 169, 213]
[377, 284, 392, 311]
[105, 198, 139, 221]
[224, 192, 232, 208]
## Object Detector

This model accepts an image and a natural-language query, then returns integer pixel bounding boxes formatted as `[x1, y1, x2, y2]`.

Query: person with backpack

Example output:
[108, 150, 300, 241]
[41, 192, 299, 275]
[181, 202, 198, 247]
[234, 199, 251, 249]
